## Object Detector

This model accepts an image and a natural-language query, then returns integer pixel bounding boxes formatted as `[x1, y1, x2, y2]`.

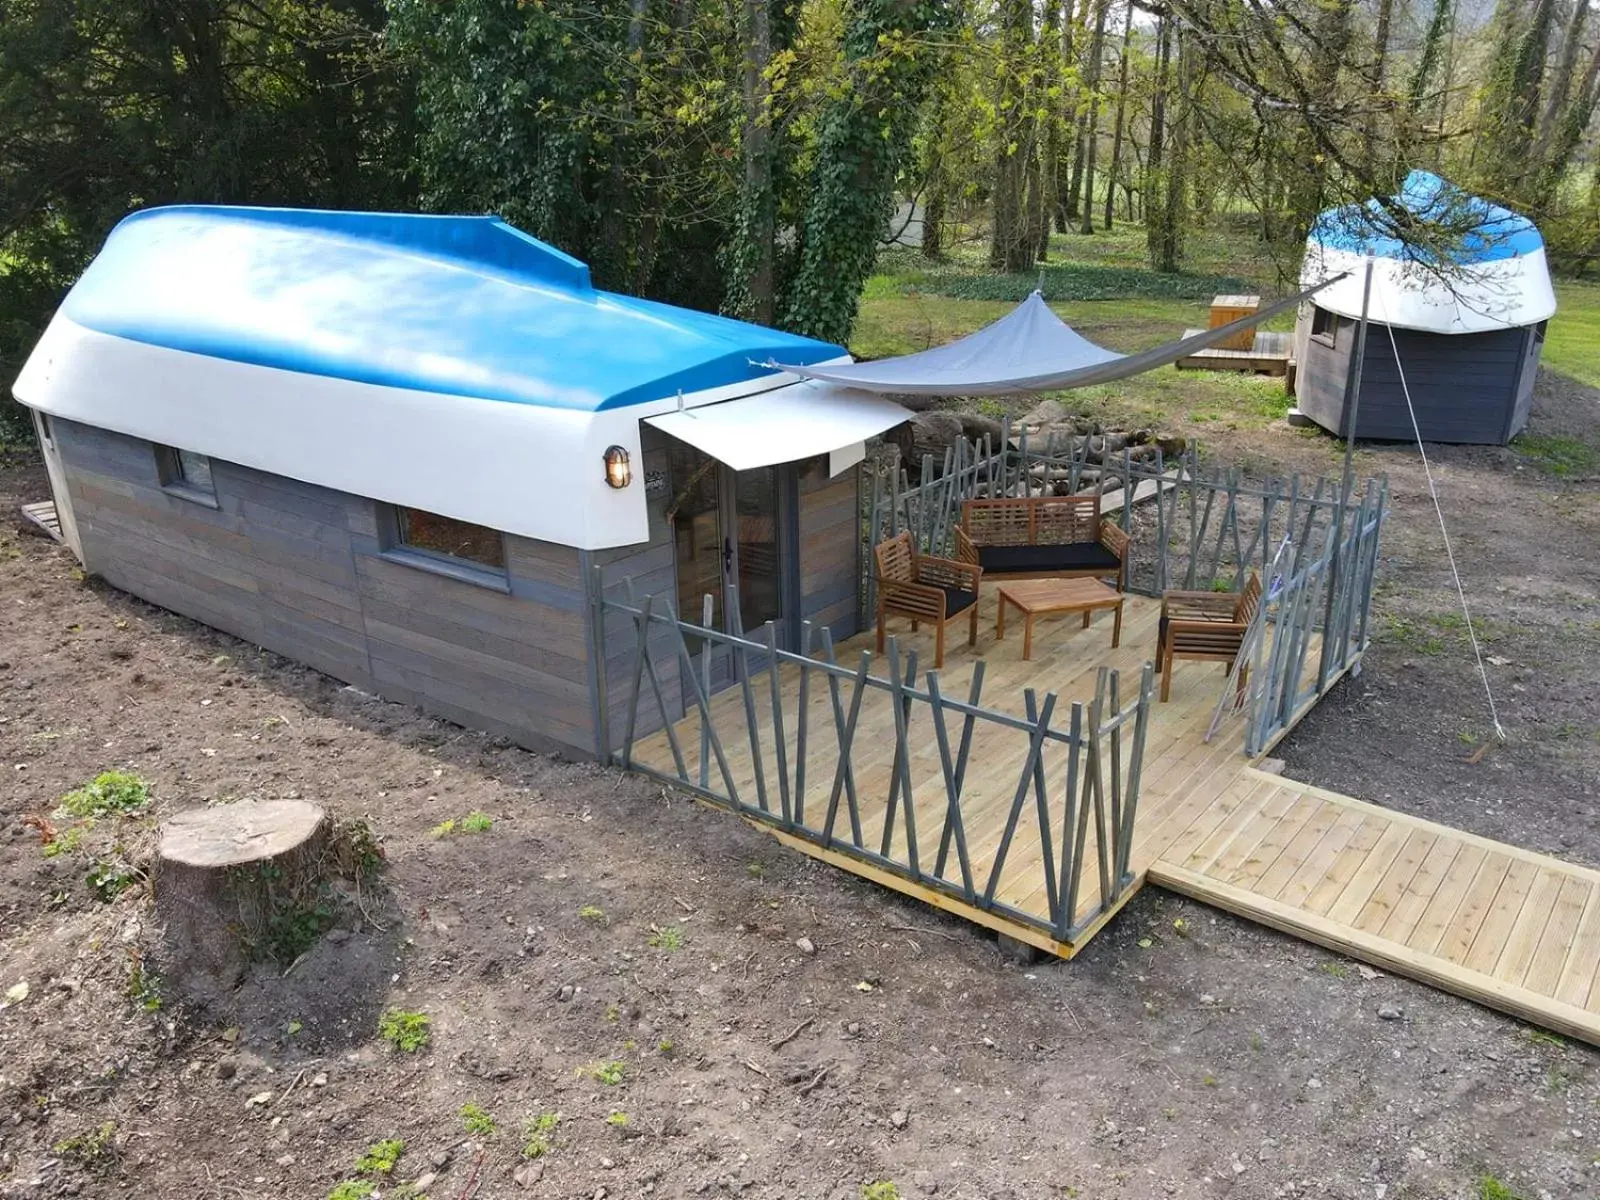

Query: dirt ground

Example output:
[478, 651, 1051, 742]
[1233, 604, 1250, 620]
[2, 366, 1598, 1200]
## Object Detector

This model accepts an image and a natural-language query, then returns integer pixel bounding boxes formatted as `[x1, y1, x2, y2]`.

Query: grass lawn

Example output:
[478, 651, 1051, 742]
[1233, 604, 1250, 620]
[856, 220, 1599, 445]
[1547, 280, 1600, 388]
[855, 220, 1302, 435]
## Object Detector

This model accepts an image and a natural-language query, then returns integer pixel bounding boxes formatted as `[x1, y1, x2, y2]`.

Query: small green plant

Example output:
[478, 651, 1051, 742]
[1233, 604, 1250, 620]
[261, 896, 335, 963]
[604, 1110, 629, 1127]
[42, 825, 85, 858]
[86, 856, 140, 903]
[521, 1111, 561, 1159]
[286, 1019, 303, 1036]
[59, 771, 149, 818]
[862, 1183, 902, 1200]
[378, 1009, 431, 1053]
[1547, 1064, 1572, 1093]
[1317, 961, 1349, 979]
[1478, 1173, 1527, 1200]
[354, 1139, 405, 1175]
[579, 904, 607, 921]
[429, 818, 457, 837]
[327, 1183, 376, 1200]
[460, 1102, 496, 1136]
[648, 924, 684, 952]
[604, 1002, 621, 1023]
[585, 1060, 625, 1086]
[1524, 1028, 1566, 1048]
[746, 862, 765, 879]
[460, 811, 494, 833]
[54, 1121, 117, 1171]
[125, 954, 162, 1012]
[657, 1038, 676, 1056]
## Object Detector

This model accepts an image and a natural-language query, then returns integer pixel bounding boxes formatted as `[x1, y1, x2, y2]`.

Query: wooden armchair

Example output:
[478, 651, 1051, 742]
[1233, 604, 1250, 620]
[1155, 571, 1263, 702]
[874, 531, 982, 668]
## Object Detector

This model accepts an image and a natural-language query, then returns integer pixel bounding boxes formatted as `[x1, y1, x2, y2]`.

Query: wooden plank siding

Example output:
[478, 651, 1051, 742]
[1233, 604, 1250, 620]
[52, 417, 598, 757]
[795, 457, 861, 639]
[1295, 305, 1532, 445]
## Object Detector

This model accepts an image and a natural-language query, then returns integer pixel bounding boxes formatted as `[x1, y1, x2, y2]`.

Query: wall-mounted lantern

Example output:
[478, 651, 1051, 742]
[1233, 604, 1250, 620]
[603, 445, 632, 490]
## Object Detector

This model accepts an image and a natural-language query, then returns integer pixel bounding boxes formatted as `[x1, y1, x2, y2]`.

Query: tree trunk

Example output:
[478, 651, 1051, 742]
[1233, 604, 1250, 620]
[1074, 0, 1110, 234]
[1102, 2, 1132, 231]
[1054, 0, 1083, 231]
[1372, 0, 1395, 92]
[740, 0, 775, 322]
[1536, 0, 1591, 161]
[1154, 27, 1191, 272]
[1287, 0, 1353, 238]
[991, 0, 1036, 271]
[1037, 0, 1065, 259]
[922, 177, 945, 260]
[155, 800, 329, 1004]
[1145, 12, 1171, 269]
[1533, 39, 1600, 211]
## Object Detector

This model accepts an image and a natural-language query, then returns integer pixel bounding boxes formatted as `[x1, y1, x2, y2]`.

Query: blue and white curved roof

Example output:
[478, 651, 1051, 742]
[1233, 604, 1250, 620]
[52, 206, 843, 411]
[1301, 171, 1556, 335]
[13, 206, 881, 550]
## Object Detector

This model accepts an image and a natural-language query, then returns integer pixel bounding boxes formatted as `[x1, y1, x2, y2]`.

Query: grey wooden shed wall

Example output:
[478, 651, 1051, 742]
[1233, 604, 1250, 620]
[47, 415, 865, 761]
[51, 416, 598, 757]
[1296, 304, 1543, 445]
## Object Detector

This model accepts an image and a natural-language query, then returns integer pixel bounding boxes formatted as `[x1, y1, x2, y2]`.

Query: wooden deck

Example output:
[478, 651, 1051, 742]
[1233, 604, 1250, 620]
[628, 589, 1600, 1045]
[1175, 328, 1292, 376]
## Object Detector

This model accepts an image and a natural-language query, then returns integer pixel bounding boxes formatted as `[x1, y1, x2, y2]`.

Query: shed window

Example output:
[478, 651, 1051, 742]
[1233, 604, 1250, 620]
[155, 445, 218, 505]
[384, 505, 509, 587]
[1310, 306, 1337, 346]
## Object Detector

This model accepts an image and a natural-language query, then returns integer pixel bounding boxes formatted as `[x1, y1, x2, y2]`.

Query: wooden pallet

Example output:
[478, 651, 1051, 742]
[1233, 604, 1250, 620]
[1175, 329, 1292, 376]
[1148, 768, 1600, 1045]
[19, 500, 63, 543]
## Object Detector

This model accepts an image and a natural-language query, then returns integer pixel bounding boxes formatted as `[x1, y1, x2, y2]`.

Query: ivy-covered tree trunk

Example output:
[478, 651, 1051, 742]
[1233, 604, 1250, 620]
[728, 0, 776, 322]
[780, 0, 947, 344]
[1535, 0, 1592, 170]
[990, 0, 1034, 271]
[1286, 0, 1352, 238]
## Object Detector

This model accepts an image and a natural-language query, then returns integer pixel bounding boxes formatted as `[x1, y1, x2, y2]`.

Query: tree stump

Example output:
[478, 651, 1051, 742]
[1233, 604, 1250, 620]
[155, 800, 328, 1003]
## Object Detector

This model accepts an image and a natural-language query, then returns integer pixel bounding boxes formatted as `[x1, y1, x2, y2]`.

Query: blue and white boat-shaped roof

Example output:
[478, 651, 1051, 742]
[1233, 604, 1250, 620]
[13, 206, 900, 550]
[1300, 171, 1557, 335]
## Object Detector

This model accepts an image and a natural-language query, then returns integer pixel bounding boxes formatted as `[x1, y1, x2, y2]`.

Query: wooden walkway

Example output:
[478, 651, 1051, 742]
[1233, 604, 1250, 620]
[629, 591, 1600, 1045]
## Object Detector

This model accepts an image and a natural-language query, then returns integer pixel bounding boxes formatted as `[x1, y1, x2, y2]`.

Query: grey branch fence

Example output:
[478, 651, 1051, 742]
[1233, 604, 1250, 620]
[594, 570, 1156, 945]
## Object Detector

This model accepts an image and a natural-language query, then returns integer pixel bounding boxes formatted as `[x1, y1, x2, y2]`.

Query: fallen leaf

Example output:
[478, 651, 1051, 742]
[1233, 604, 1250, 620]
[1356, 965, 1381, 981]
[1486, 655, 1511, 667]
[1137, 937, 1154, 949]
[855, 981, 875, 992]
[3, 981, 28, 1005]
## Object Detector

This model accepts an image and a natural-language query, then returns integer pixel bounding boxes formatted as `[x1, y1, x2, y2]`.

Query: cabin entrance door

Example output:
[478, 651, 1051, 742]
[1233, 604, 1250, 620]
[665, 441, 796, 699]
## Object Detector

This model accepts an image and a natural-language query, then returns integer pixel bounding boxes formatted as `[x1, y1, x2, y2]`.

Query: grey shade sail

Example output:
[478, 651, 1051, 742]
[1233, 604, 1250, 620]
[770, 280, 1340, 396]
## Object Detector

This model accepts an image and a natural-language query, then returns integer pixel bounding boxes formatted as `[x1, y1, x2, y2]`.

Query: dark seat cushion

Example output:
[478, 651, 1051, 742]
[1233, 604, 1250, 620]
[938, 586, 978, 617]
[977, 542, 1121, 575]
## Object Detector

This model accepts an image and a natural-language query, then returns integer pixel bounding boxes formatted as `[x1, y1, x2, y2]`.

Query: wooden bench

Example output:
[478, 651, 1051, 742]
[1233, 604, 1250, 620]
[955, 494, 1129, 589]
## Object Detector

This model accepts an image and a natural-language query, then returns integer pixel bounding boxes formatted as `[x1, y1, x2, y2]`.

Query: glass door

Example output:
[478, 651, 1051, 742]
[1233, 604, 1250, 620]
[664, 438, 793, 702]
[729, 467, 785, 643]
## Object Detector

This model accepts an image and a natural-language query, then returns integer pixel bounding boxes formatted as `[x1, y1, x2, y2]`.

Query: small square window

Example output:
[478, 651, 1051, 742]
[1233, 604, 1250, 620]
[384, 505, 509, 587]
[155, 445, 219, 505]
[1310, 306, 1337, 346]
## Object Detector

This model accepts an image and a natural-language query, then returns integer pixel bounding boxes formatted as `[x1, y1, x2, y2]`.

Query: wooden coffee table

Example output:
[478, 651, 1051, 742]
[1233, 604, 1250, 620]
[995, 578, 1124, 661]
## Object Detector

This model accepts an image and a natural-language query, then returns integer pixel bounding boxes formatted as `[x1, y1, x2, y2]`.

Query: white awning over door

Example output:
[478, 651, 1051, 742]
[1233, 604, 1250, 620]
[644, 379, 910, 471]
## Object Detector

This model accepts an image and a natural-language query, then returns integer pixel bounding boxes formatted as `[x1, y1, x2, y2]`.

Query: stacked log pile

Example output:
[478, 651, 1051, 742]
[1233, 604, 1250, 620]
[886, 397, 1188, 494]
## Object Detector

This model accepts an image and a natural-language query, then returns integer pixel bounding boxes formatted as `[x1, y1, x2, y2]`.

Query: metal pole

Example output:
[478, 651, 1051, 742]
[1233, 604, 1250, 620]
[1340, 253, 1376, 498]
[1323, 253, 1375, 688]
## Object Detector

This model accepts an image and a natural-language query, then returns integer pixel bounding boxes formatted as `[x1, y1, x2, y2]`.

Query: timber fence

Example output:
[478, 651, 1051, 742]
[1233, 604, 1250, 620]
[594, 571, 1156, 945]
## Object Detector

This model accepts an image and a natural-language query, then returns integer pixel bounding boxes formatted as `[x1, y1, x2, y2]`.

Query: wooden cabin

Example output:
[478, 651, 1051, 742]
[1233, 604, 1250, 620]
[13, 206, 909, 758]
[1292, 171, 1556, 446]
